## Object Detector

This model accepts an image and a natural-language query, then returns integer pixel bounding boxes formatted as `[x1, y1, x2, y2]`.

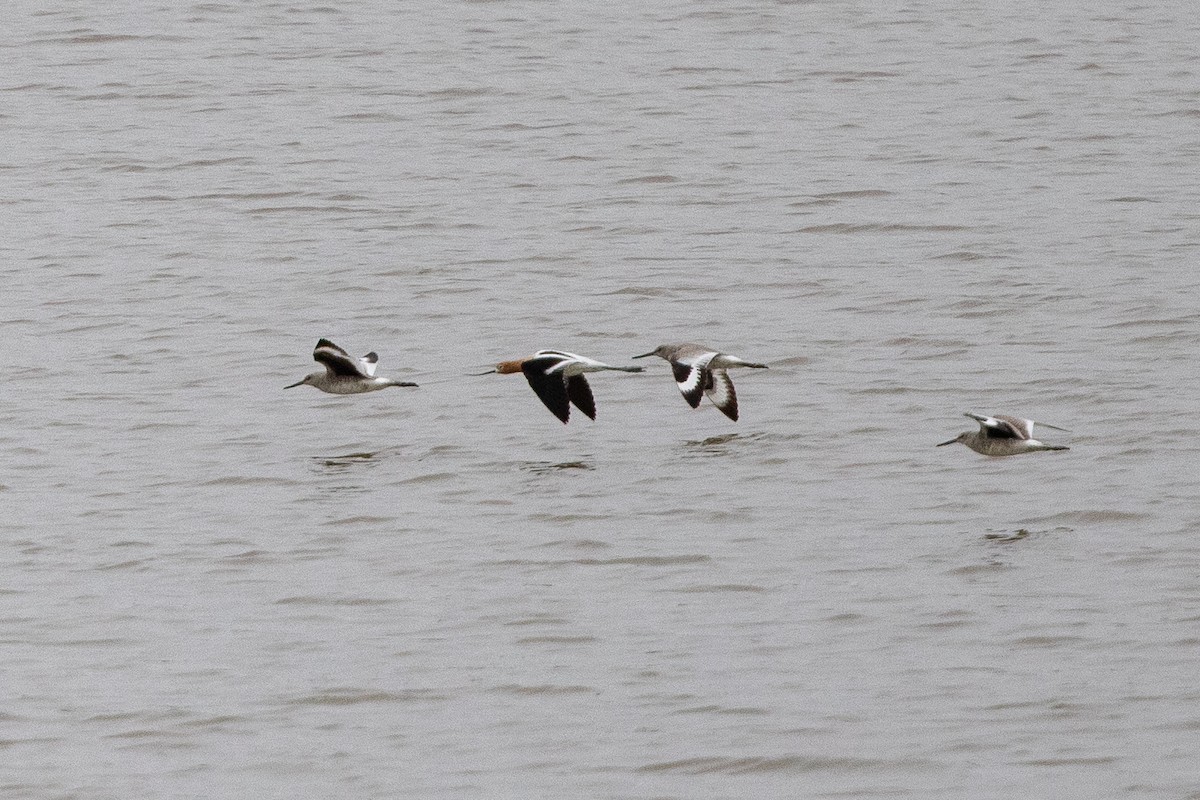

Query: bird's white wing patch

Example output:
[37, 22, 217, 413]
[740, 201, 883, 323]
[671, 361, 705, 408]
[993, 415, 1034, 439]
[675, 362, 705, 393]
[360, 352, 379, 377]
[314, 341, 367, 378]
[525, 352, 571, 376]
[534, 350, 607, 374]
[704, 369, 739, 421]
[679, 350, 719, 369]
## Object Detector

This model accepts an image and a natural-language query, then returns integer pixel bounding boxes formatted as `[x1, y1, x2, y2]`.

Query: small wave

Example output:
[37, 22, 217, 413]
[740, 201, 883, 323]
[539, 539, 611, 550]
[493, 684, 596, 695]
[934, 250, 991, 261]
[245, 204, 368, 215]
[283, 688, 445, 707]
[574, 555, 710, 566]
[798, 222, 969, 234]
[322, 515, 396, 526]
[946, 563, 1013, 576]
[177, 157, 255, 168]
[200, 475, 300, 487]
[176, 714, 249, 730]
[616, 174, 678, 184]
[1013, 635, 1090, 648]
[400, 472, 456, 484]
[1021, 756, 1117, 766]
[95, 559, 149, 572]
[602, 286, 676, 297]
[527, 513, 608, 524]
[672, 584, 765, 594]
[802, 70, 900, 81]
[502, 615, 569, 627]
[425, 86, 494, 99]
[1100, 315, 1199, 330]
[519, 460, 594, 474]
[274, 595, 395, 607]
[685, 433, 741, 447]
[53, 33, 181, 44]
[1026, 510, 1150, 525]
[333, 112, 404, 122]
[191, 191, 301, 201]
[636, 754, 904, 775]
[222, 550, 271, 562]
[496, 554, 710, 568]
[673, 705, 769, 716]
[813, 189, 893, 199]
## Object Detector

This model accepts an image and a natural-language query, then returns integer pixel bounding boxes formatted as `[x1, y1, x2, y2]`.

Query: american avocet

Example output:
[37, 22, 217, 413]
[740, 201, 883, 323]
[633, 343, 767, 422]
[285, 339, 418, 394]
[476, 350, 643, 424]
[937, 413, 1070, 456]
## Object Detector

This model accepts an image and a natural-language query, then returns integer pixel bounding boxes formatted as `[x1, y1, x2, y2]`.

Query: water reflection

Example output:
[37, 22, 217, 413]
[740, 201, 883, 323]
[518, 460, 595, 475]
[314, 450, 378, 468]
[983, 526, 1074, 543]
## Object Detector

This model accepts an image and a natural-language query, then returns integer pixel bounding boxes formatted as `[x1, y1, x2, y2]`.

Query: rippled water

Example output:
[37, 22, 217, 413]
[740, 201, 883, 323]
[4, 2, 1200, 798]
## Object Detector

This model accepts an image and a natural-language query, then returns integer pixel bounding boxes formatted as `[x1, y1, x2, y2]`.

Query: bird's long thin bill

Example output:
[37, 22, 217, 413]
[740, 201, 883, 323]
[631, 352, 655, 359]
[284, 380, 304, 389]
[935, 438, 956, 447]
[468, 369, 497, 376]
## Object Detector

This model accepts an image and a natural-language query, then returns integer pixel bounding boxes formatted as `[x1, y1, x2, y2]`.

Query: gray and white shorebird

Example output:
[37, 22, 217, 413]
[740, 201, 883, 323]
[476, 350, 643, 424]
[285, 339, 418, 394]
[937, 412, 1070, 456]
[632, 343, 768, 421]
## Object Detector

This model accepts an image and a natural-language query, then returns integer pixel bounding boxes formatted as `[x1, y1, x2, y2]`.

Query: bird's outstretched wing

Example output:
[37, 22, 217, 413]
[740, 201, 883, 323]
[522, 354, 573, 423]
[314, 339, 368, 378]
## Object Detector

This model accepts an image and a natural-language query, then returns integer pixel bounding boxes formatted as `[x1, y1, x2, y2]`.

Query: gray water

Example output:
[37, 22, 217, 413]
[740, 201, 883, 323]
[4, 1, 1200, 797]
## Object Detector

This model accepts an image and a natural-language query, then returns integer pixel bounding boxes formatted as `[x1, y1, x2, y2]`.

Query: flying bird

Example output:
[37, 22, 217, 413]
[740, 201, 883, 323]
[937, 413, 1070, 456]
[478, 350, 642, 423]
[633, 342, 768, 421]
[285, 339, 418, 394]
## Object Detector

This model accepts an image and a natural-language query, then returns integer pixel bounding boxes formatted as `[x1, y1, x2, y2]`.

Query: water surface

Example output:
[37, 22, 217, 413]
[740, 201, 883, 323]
[3, 2, 1200, 798]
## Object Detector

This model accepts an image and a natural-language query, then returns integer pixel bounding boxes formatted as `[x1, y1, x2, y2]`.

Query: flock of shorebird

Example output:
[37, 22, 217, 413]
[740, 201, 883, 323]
[286, 338, 1071, 457]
